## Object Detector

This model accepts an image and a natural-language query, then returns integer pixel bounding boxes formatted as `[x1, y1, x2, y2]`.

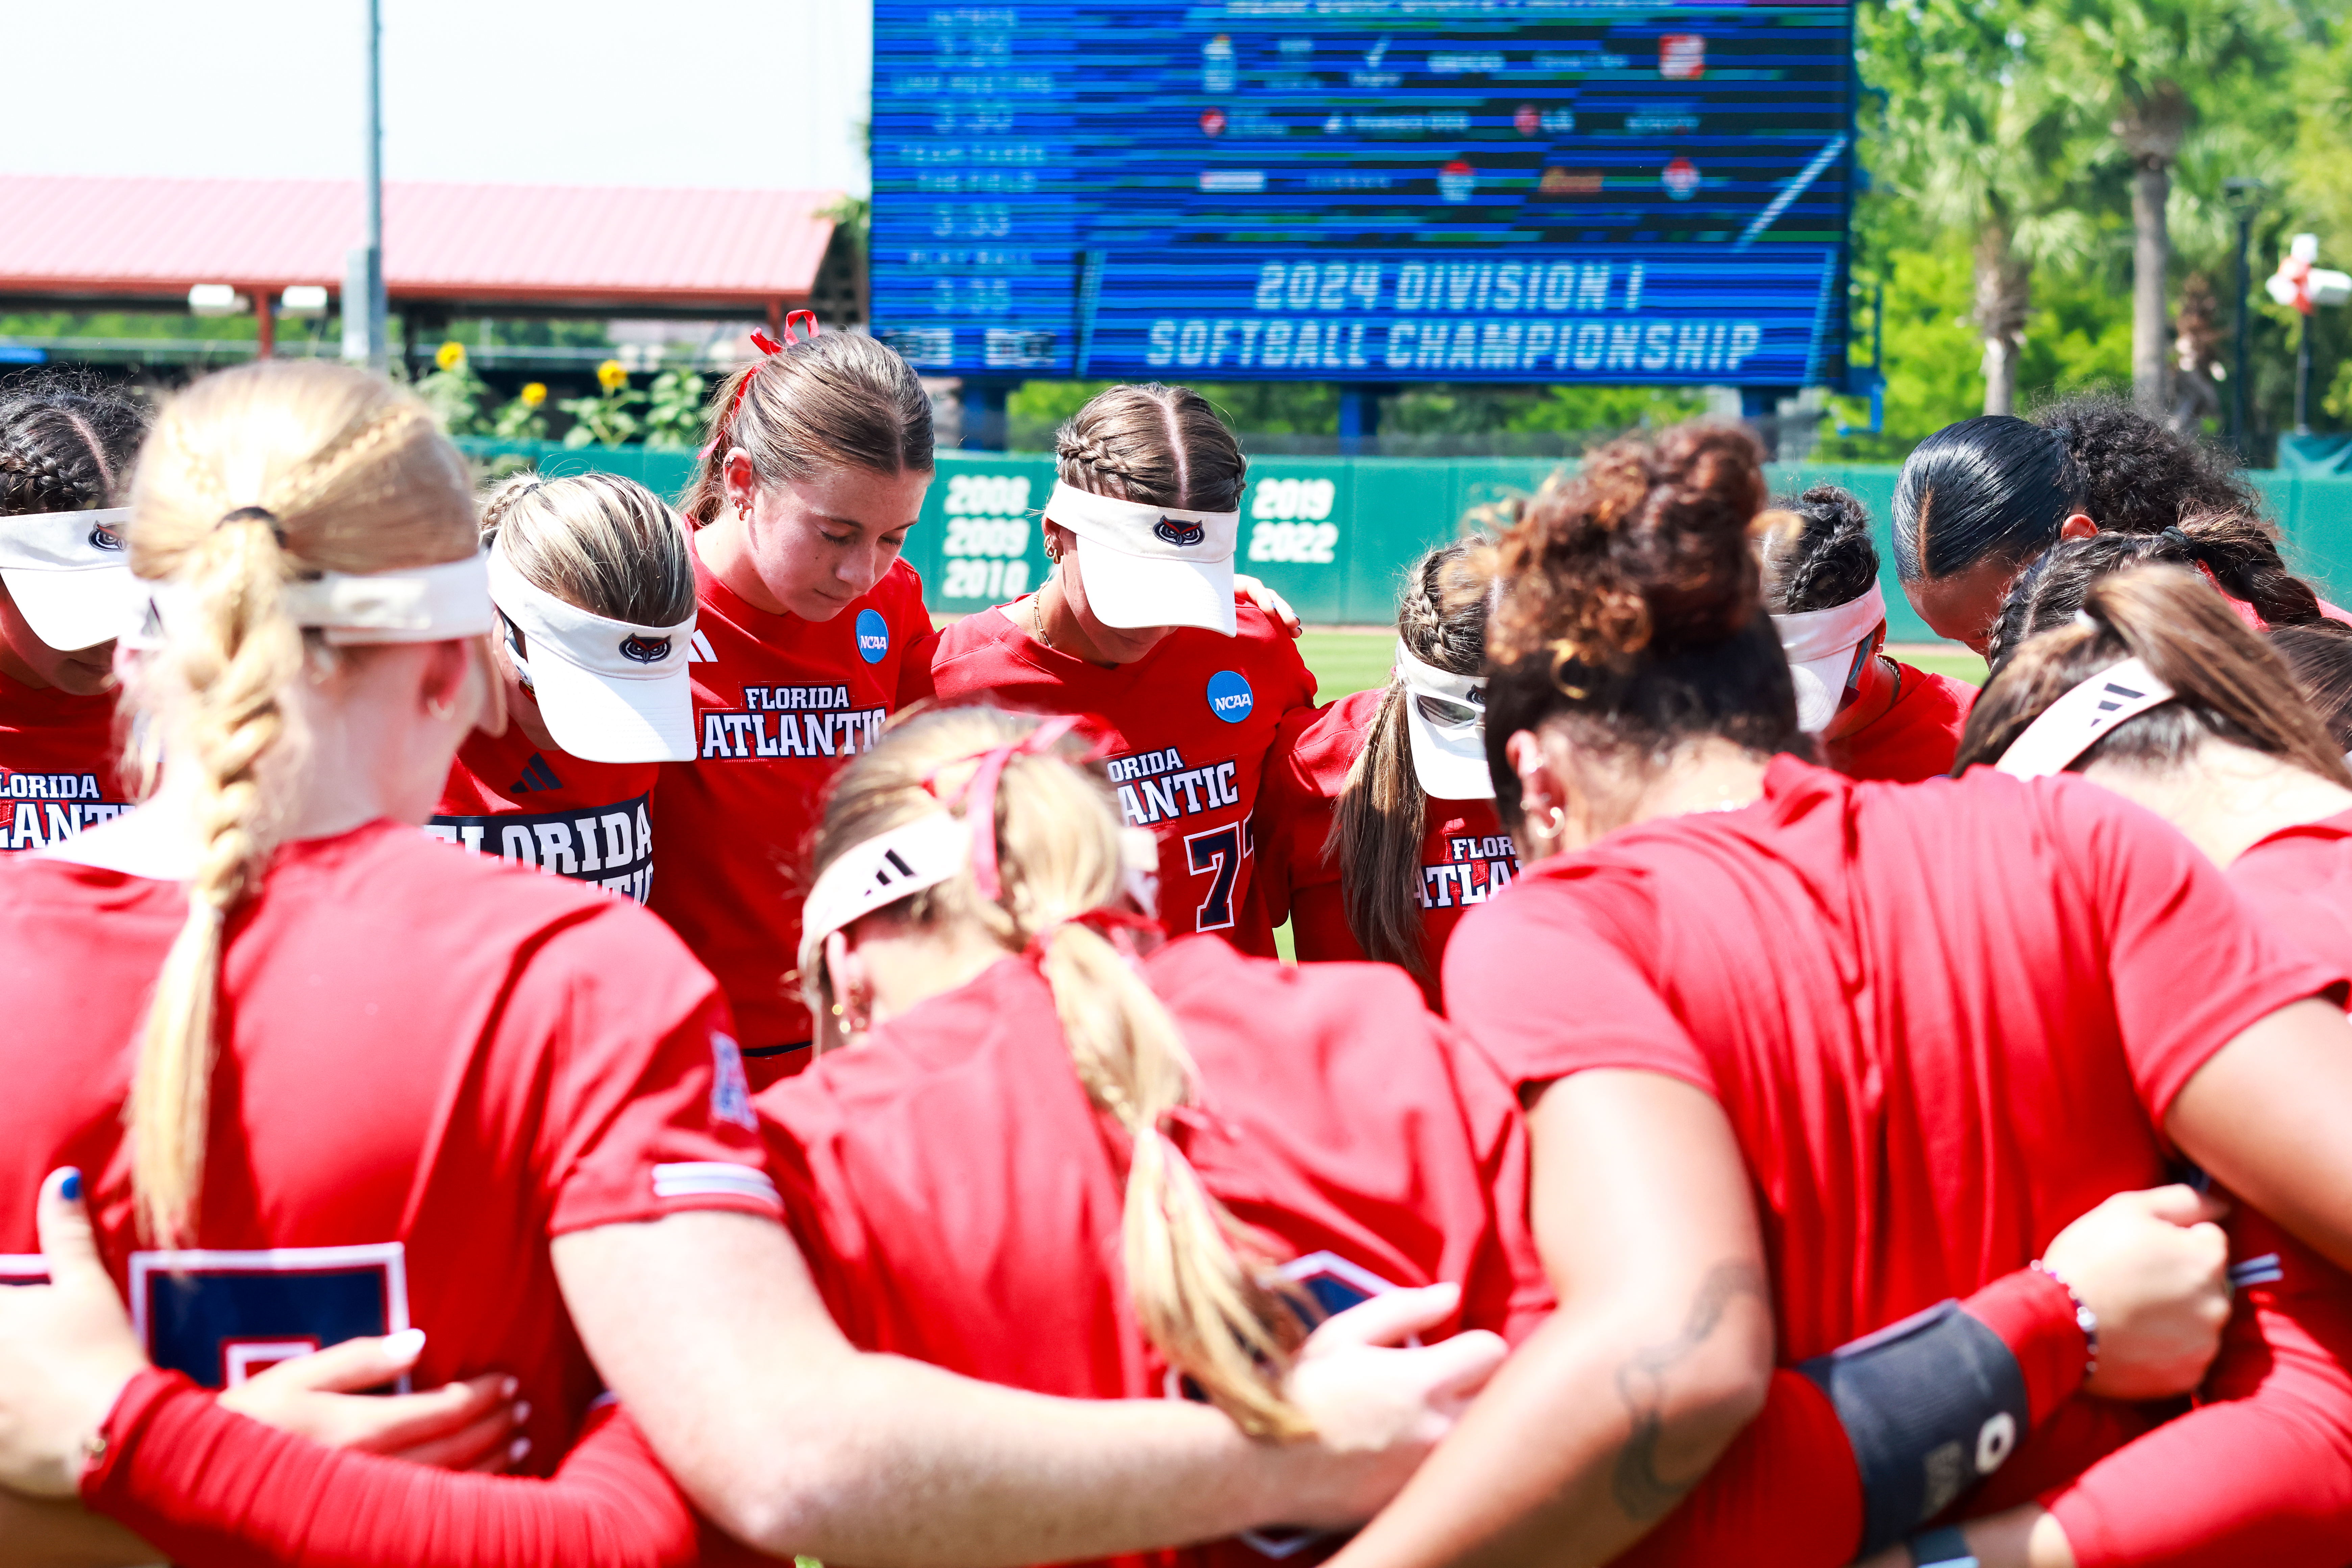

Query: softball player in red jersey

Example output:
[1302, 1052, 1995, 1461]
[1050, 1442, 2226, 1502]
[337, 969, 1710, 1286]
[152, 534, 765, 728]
[1322, 428, 2352, 1568]
[0, 381, 151, 851]
[1762, 486, 1975, 785]
[430, 473, 697, 904]
[0, 361, 1508, 1568]
[929, 385, 1315, 956]
[1255, 542, 1515, 1009]
[650, 320, 942, 1081]
[1904, 566, 2352, 1568]
[778, 704, 1528, 1568]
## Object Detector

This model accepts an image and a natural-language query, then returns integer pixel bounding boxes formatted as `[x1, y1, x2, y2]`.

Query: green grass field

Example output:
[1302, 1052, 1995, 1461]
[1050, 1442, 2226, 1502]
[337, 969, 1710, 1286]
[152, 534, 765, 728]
[1297, 630, 1987, 698]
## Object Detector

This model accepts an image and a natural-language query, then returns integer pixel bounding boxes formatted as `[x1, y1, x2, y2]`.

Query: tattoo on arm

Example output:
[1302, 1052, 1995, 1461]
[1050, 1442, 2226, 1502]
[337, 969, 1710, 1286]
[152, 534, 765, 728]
[1610, 1260, 1770, 1524]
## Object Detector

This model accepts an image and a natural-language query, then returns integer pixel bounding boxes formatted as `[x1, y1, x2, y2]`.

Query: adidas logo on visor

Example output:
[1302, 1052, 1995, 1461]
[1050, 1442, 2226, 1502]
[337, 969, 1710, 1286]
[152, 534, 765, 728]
[618, 634, 671, 664]
[1153, 517, 1206, 547]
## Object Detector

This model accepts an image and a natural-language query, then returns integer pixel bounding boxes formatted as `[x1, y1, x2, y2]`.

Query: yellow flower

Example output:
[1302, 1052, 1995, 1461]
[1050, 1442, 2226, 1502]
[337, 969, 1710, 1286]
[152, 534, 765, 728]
[435, 340, 466, 372]
[520, 382, 548, 408]
[596, 359, 628, 392]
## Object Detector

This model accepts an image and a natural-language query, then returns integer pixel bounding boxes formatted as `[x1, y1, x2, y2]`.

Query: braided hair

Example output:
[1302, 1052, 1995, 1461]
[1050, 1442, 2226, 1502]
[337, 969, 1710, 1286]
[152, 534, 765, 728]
[1053, 384, 1247, 513]
[0, 372, 149, 519]
[1761, 484, 1879, 614]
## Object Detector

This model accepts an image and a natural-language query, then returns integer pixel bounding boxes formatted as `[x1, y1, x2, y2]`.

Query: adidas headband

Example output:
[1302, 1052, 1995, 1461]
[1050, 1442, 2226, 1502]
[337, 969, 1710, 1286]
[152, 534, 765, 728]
[797, 811, 973, 988]
[1995, 657, 2177, 779]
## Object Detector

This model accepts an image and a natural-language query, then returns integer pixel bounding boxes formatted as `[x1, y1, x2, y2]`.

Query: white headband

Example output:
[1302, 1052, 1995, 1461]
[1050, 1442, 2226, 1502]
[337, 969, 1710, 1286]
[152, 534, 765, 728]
[797, 812, 972, 990]
[1772, 581, 1886, 664]
[1042, 481, 1240, 561]
[140, 553, 496, 648]
[1996, 657, 2177, 779]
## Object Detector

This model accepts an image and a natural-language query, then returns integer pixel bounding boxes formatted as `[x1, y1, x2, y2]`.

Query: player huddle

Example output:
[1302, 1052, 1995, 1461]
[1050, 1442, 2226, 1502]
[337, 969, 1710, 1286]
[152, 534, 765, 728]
[0, 340, 2350, 1568]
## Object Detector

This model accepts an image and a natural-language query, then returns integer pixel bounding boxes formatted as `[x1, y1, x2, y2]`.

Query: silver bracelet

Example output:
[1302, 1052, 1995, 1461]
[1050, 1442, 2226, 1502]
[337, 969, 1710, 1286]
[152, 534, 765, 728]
[2031, 1257, 2100, 1378]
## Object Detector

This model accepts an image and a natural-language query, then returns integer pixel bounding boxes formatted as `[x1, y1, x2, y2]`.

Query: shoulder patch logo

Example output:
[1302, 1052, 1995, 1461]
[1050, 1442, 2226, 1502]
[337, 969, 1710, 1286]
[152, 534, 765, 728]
[854, 607, 890, 664]
[1153, 517, 1206, 548]
[708, 1031, 757, 1130]
[1206, 668, 1254, 724]
[618, 634, 671, 664]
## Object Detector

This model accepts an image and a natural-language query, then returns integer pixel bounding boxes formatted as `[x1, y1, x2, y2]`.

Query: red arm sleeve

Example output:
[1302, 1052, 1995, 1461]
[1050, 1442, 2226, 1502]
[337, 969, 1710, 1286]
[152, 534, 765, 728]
[1614, 1271, 2089, 1567]
[2039, 1212, 2352, 1568]
[84, 1371, 701, 1568]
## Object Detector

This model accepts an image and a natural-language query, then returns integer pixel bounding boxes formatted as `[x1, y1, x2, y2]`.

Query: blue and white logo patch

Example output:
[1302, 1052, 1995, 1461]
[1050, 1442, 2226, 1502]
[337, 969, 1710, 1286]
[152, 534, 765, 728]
[854, 608, 890, 665]
[1206, 668, 1253, 725]
[709, 1030, 756, 1130]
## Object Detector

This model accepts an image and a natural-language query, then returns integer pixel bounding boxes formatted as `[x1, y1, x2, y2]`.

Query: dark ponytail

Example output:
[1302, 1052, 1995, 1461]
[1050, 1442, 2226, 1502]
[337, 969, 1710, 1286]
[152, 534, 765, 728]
[1891, 415, 2081, 584]
[1329, 541, 1487, 982]
[2269, 623, 2352, 751]
[1484, 423, 1800, 831]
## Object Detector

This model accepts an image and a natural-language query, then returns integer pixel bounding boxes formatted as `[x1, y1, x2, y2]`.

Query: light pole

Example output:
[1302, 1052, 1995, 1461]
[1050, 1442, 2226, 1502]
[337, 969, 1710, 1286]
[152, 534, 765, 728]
[2223, 178, 2263, 457]
[342, 0, 387, 370]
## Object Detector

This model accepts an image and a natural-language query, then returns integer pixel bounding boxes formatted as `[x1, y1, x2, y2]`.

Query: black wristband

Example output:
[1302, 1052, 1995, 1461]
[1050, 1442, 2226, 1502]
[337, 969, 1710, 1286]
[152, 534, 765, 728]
[1909, 1524, 1977, 1567]
[1798, 1299, 2028, 1557]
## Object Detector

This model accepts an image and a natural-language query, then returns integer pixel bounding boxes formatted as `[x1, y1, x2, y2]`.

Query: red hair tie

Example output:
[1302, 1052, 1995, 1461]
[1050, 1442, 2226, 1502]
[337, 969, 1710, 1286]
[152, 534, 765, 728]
[922, 715, 1104, 901]
[702, 314, 822, 459]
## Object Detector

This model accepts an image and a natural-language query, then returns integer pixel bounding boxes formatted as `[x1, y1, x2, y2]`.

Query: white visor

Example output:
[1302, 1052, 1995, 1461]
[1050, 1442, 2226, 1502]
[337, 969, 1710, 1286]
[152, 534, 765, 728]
[1396, 641, 1494, 799]
[1773, 582, 1886, 736]
[0, 508, 139, 651]
[1045, 481, 1239, 636]
[136, 550, 495, 652]
[488, 547, 695, 764]
[797, 811, 972, 1000]
[1995, 657, 2177, 779]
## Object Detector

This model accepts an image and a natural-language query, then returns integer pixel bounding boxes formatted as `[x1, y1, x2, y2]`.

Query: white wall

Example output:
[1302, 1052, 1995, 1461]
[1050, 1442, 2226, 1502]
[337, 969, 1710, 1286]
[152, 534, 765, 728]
[6, 0, 871, 194]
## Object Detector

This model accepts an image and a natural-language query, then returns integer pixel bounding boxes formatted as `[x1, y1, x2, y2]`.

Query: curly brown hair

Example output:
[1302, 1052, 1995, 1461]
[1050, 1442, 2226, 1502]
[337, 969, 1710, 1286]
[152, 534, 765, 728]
[1482, 423, 1803, 826]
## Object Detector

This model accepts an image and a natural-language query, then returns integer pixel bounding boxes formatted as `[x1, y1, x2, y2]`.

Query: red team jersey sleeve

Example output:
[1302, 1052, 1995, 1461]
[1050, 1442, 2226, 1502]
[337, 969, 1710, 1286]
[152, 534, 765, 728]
[929, 602, 1317, 955]
[1821, 664, 1976, 784]
[0, 670, 133, 854]
[651, 554, 933, 1060]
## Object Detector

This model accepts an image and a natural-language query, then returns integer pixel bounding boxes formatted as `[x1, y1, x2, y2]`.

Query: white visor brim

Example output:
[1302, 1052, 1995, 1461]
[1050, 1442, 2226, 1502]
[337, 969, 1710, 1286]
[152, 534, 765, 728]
[1774, 584, 1886, 736]
[1069, 531, 1238, 636]
[1396, 641, 1495, 800]
[1, 561, 142, 652]
[489, 550, 696, 764]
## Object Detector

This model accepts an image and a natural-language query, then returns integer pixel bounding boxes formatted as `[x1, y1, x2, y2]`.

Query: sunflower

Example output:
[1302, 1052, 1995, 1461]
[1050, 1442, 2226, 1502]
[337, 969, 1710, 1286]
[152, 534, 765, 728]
[435, 340, 466, 372]
[596, 359, 629, 392]
[520, 382, 548, 408]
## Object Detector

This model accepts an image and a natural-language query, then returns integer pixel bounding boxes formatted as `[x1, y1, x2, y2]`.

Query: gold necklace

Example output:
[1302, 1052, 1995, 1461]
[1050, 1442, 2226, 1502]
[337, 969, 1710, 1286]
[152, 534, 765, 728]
[1027, 588, 1057, 651]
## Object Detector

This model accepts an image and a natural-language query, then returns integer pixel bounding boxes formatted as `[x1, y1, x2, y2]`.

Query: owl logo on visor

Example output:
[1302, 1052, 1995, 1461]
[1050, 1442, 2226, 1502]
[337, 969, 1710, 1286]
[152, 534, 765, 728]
[618, 634, 672, 665]
[88, 525, 124, 552]
[1153, 517, 1206, 548]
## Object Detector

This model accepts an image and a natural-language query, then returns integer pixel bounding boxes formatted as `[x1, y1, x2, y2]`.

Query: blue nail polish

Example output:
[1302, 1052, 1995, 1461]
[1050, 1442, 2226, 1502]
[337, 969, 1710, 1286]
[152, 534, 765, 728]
[58, 1170, 81, 1201]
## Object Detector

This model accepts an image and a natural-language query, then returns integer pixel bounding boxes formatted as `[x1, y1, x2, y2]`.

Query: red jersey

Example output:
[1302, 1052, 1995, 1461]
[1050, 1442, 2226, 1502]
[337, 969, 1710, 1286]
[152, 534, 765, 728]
[1444, 759, 2337, 1363]
[0, 819, 780, 1483]
[650, 553, 938, 1062]
[0, 668, 131, 852]
[929, 602, 1316, 955]
[1255, 688, 1518, 1009]
[1821, 662, 1976, 784]
[762, 935, 1549, 1568]
[430, 721, 661, 903]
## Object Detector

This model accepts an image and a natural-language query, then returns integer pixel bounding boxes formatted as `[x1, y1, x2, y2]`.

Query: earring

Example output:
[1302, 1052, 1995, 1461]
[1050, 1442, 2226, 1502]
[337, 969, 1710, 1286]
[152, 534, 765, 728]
[1527, 804, 1567, 854]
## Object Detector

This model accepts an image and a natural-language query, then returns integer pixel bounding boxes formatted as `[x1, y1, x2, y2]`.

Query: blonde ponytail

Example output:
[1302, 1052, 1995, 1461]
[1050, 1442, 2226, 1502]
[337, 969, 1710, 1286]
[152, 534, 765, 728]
[810, 707, 1313, 1437]
[122, 362, 479, 1245]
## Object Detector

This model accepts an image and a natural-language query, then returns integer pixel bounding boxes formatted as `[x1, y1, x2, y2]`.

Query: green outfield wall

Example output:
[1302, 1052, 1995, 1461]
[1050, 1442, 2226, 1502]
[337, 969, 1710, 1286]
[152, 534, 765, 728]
[456, 439, 2352, 645]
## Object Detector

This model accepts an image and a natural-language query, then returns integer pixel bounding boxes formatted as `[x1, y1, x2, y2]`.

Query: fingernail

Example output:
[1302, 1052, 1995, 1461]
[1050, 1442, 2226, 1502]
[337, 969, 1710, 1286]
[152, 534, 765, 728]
[500, 1376, 519, 1399]
[383, 1327, 426, 1360]
[508, 1436, 532, 1464]
[57, 1169, 81, 1202]
[512, 1400, 532, 1426]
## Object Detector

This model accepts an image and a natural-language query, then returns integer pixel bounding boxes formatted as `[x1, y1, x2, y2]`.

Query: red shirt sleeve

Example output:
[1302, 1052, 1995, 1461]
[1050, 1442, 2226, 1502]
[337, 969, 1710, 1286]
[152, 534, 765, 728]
[1441, 863, 1716, 1098]
[2046, 780, 2347, 1121]
[85, 1372, 700, 1568]
[517, 906, 780, 1238]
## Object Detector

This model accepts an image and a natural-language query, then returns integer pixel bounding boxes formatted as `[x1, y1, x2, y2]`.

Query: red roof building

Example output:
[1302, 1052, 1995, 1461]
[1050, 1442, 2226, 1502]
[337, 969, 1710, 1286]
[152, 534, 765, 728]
[0, 175, 848, 347]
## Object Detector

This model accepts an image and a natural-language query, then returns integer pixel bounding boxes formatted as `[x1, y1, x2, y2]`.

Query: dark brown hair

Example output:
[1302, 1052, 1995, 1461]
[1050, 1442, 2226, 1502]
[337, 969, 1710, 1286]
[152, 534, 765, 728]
[1054, 383, 1247, 511]
[1329, 540, 1488, 981]
[1984, 509, 2324, 672]
[1484, 423, 1802, 829]
[680, 333, 933, 525]
[1761, 483, 1878, 614]
[2269, 622, 2352, 751]
[1954, 566, 2351, 786]
[0, 373, 150, 518]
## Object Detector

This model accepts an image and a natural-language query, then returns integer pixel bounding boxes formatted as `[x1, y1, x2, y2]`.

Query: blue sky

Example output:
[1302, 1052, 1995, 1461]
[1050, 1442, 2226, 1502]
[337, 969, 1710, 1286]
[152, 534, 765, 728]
[9, 0, 871, 194]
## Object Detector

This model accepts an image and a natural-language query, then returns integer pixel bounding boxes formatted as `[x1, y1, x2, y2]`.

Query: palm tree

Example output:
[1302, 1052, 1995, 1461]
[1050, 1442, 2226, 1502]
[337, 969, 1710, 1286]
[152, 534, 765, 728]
[2039, 0, 2283, 412]
[1862, 0, 2088, 415]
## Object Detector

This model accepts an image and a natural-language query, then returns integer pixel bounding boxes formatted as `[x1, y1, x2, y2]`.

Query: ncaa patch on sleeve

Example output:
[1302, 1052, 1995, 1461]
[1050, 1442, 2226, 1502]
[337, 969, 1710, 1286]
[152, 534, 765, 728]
[1206, 668, 1254, 724]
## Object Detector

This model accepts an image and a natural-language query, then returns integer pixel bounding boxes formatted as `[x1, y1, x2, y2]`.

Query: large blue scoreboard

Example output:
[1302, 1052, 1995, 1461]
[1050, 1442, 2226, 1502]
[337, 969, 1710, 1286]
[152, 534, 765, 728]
[871, 2, 1855, 387]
